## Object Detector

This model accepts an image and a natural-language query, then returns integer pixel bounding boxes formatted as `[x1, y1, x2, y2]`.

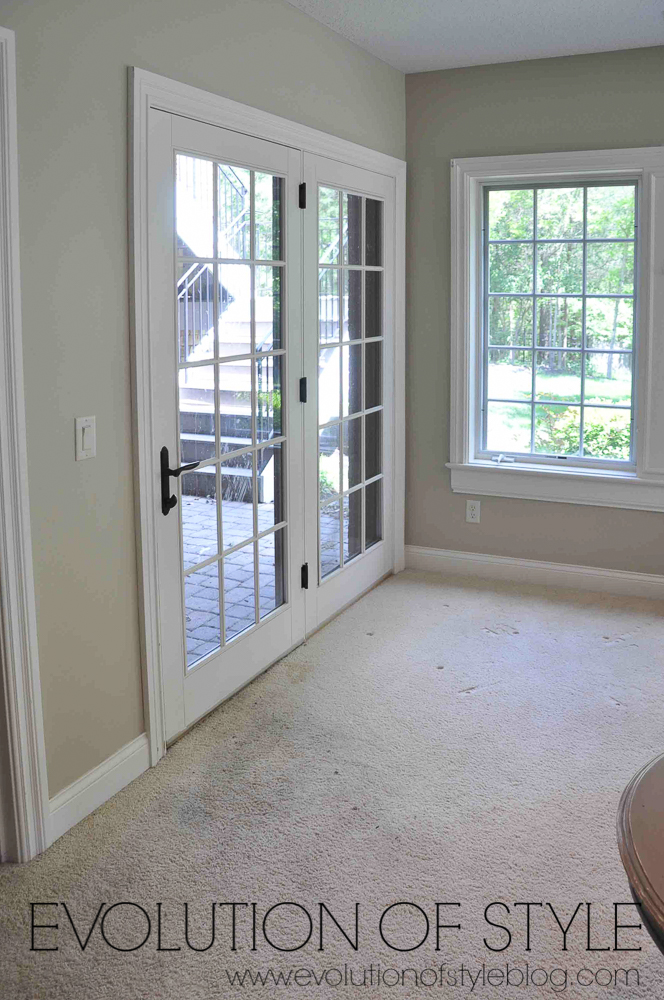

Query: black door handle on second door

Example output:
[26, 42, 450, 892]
[160, 446, 200, 516]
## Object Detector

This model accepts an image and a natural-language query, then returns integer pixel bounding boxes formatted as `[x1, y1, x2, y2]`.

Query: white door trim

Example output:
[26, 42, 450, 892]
[0, 27, 51, 862]
[130, 68, 406, 767]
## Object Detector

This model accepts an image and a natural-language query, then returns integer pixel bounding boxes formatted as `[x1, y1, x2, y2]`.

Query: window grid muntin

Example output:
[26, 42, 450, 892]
[317, 185, 384, 582]
[175, 153, 288, 667]
[481, 179, 637, 465]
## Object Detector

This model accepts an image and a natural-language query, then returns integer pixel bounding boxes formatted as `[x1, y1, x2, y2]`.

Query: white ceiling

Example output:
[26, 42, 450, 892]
[285, 0, 664, 74]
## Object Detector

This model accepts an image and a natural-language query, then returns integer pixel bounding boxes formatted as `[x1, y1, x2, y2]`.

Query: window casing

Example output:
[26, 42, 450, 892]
[449, 147, 664, 513]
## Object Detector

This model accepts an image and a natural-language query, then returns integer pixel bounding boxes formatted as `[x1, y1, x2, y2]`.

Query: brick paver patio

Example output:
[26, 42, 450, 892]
[181, 494, 346, 665]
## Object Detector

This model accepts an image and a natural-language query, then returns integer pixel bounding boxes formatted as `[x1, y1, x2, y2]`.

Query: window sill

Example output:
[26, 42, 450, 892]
[447, 461, 664, 512]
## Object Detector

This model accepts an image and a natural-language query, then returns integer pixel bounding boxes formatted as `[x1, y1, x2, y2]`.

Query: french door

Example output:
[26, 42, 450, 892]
[146, 110, 396, 742]
[303, 155, 395, 632]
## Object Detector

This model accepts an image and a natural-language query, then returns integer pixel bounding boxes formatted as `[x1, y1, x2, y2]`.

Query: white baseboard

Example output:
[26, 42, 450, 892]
[49, 733, 150, 844]
[405, 545, 664, 600]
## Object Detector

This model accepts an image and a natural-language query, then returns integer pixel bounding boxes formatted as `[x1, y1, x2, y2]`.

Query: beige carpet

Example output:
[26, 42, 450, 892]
[2, 570, 664, 998]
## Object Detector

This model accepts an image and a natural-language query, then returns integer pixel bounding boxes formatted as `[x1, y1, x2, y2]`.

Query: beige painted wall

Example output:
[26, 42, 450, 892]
[406, 47, 664, 575]
[0, 0, 405, 796]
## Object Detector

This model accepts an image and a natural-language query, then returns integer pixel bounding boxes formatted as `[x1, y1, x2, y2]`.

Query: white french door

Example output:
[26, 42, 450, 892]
[145, 109, 397, 743]
[149, 112, 304, 741]
[303, 155, 395, 633]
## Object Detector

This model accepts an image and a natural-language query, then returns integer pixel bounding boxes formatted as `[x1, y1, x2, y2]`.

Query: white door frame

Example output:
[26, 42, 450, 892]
[130, 67, 406, 767]
[0, 27, 51, 862]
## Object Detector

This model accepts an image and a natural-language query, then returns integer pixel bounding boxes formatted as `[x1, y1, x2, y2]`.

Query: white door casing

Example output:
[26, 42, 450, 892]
[0, 26, 50, 862]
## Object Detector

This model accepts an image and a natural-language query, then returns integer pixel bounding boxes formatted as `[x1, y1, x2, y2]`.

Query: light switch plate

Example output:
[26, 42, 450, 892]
[75, 416, 96, 460]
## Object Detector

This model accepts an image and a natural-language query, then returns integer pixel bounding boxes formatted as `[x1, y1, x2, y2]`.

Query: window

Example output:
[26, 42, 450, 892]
[484, 182, 635, 466]
[450, 148, 664, 511]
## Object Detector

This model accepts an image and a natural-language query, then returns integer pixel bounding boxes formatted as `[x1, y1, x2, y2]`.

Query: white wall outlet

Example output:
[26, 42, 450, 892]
[75, 416, 96, 461]
[466, 499, 481, 523]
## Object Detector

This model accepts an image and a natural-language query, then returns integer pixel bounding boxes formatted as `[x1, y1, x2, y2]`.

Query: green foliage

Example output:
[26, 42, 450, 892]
[319, 468, 337, 500]
[534, 406, 630, 460]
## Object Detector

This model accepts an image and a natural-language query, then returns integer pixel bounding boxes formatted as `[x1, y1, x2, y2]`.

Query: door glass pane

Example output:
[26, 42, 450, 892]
[185, 565, 221, 667]
[342, 344, 362, 416]
[319, 187, 340, 264]
[259, 528, 286, 618]
[343, 194, 362, 265]
[318, 347, 340, 424]
[218, 263, 251, 357]
[178, 262, 215, 362]
[365, 199, 382, 266]
[365, 479, 382, 549]
[343, 269, 362, 340]
[365, 271, 382, 339]
[365, 341, 382, 410]
[221, 455, 254, 551]
[320, 500, 340, 578]
[217, 164, 250, 259]
[179, 366, 215, 463]
[218, 361, 252, 453]
[365, 411, 382, 480]
[319, 424, 340, 501]
[256, 355, 282, 441]
[343, 491, 362, 563]
[223, 543, 256, 641]
[181, 467, 218, 570]
[342, 417, 362, 491]
[255, 173, 283, 261]
[255, 266, 282, 352]
[319, 268, 339, 343]
[257, 442, 284, 532]
[176, 155, 213, 258]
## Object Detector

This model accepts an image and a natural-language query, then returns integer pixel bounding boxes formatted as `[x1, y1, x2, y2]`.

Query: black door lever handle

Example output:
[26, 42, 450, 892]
[160, 446, 200, 516]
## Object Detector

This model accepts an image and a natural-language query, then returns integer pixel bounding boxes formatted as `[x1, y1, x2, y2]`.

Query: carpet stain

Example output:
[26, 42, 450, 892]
[602, 633, 638, 646]
[483, 623, 520, 635]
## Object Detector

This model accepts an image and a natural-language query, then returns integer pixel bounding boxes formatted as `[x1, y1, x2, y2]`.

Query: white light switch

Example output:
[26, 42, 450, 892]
[75, 416, 96, 461]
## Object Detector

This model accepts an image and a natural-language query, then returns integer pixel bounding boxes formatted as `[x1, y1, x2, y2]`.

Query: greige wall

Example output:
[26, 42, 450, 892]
[0, 0, 405, 796]
[406, 47, 664, 575]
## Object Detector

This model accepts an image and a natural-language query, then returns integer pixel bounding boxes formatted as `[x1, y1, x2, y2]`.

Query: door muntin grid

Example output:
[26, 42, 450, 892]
[481, 180, 638, 467]
[318, 185, 384, 582]
[175, 153, 288, 668]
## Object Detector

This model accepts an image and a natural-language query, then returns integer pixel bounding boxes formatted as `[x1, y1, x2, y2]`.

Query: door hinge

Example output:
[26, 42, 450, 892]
[301, 563, 309, 589]
[298, 183, 307, 209]
[299, 376, 308, 403]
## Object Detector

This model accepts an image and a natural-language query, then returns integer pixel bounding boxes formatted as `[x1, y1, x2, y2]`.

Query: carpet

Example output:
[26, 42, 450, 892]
[2, 570, 664, 998]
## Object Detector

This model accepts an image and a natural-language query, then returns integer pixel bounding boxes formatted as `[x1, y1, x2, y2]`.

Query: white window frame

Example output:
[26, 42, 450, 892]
[449, 147, 664, 511]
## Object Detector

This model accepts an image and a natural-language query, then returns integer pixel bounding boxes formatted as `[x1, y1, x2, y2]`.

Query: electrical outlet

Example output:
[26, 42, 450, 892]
[466, 499, 481, 523]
